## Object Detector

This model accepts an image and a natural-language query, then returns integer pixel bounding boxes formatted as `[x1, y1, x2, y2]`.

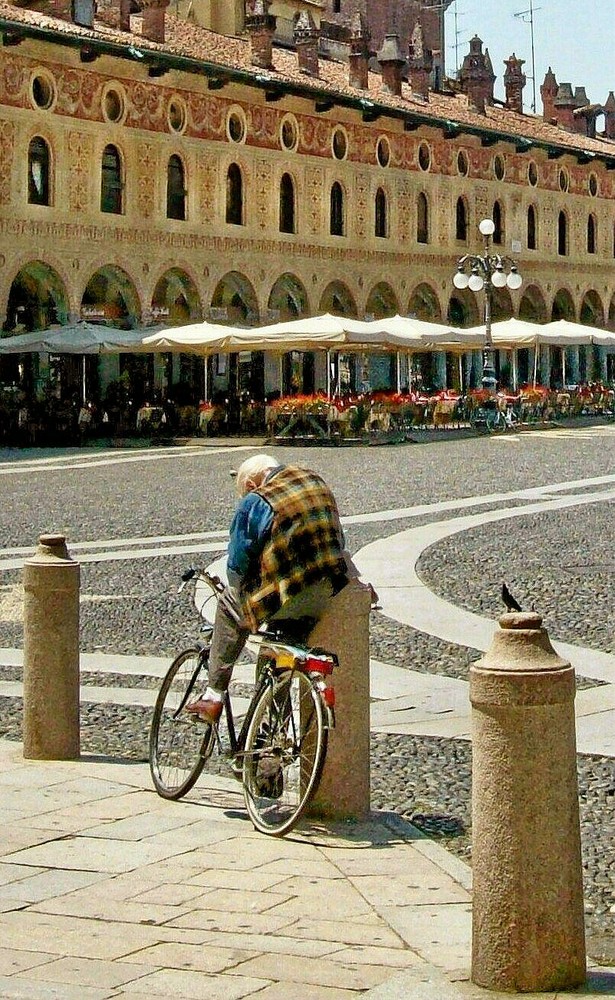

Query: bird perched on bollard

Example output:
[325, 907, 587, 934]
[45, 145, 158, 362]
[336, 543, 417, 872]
[501, 582, 523, 612]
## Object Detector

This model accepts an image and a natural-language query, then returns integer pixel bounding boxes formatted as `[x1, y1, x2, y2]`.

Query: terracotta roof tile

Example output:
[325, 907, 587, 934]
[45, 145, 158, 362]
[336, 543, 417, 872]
[1, 1, 614, 158]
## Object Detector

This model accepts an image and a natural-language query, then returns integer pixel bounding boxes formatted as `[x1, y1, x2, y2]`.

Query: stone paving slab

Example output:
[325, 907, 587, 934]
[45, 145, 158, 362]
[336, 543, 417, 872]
[2, 736, 611, 1000]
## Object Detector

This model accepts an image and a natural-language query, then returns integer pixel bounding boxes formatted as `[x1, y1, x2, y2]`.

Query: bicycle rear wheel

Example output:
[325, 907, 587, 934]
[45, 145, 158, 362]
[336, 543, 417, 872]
[242, 670, 327, 837]
[149, 646, 213, 800]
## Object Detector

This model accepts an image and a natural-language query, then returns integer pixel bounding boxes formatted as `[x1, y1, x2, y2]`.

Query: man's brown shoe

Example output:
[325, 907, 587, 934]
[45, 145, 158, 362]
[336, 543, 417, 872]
[185, 697, 223, 724]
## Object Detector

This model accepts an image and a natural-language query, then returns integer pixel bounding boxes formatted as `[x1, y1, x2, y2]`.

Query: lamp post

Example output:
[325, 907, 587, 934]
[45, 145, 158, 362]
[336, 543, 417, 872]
[453, 218, 523, 393]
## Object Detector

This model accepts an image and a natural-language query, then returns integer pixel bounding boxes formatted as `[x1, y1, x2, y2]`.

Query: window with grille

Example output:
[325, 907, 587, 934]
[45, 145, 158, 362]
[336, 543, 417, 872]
[587, 214, 597, 254]
[558, 211, 568, 256]
[527, 205, 537, 250]
[279, 172, 295, 234]
[101, 144, 123, 214]
[28, 136, 51, 206]
[417, 192, 429, 244]
[455, 197, 468, 241]
[330, 182, 344, 236]
[166, 154, 186, 220]
[226, 163, 243, 225]
[375, 187, 388, 238]
[493, 200, 503, 245]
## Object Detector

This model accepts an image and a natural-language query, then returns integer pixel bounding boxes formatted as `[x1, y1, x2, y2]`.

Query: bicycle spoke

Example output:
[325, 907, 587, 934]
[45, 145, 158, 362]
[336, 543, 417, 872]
[149, 648, 212, 799]
[242, 672, 327, 836]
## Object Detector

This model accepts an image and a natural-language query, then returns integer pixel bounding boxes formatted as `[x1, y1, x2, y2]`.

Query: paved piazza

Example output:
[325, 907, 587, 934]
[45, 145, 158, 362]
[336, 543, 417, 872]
[1, 424, 614, 959]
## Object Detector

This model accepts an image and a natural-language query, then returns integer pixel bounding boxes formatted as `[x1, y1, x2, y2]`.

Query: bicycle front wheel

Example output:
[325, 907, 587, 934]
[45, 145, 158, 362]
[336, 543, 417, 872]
[149, 646, 213, 800]
[242, 670, 327, 837]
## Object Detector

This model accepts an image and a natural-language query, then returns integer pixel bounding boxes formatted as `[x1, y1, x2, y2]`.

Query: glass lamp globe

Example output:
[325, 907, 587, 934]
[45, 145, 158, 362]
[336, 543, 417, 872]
[507, 268, 523, 290]
[468, 272, 484, 292]
[491, 266, 507, 288]
[453, 270, 469, 290]
[478, 218, 496, 236]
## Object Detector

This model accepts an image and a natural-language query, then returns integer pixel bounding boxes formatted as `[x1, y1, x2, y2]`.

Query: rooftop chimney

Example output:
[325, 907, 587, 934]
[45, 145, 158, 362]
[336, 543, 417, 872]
[540, 67, 558, 121]
[377, 33, 405, 97]
[553, 82, 577, 130]
[458, 36, 495, 114]
[294, 10, 319, 78]
[503, 53, 525, 114]
[245, 0, 277, 71]
[408, 20, 432, 101]
[604, 91, 615, 140]
[348, 11, 371, 91]
[140, 0, 169, 44]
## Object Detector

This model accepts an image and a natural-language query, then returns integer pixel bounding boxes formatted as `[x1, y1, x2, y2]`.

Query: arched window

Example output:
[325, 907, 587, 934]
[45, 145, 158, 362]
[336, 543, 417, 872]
[455, 197, 468, 241]
[493, 200, 503, 245]
[166, 154, 186, 220]
[28, 136, 51, 206]
[417, 192, 429, 244]
[279, 172, 295, 234]
[527, 205, 537, 250]
[587, 214, 597, 254]
[226, 163, 243, 225]
[330, 181, 344, 236]
[375, 187, 388, 238]
[101, 144, 123, 214]
[558, 211, 568, 256]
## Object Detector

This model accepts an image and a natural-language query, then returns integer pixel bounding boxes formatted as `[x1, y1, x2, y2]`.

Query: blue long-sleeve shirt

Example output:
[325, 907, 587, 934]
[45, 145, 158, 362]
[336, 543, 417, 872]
[227, 490, 274, 588]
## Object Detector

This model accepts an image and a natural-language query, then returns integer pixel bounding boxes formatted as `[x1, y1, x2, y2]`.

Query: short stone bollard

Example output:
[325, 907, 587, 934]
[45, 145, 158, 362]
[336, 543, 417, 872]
[23, 534, 80, 760]
[470, 611, 586, 992]
[307, 577, 372, 821]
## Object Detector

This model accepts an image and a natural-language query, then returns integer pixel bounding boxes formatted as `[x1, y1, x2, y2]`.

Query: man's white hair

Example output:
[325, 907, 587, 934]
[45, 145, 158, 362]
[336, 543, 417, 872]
[235, 453, 278, 495]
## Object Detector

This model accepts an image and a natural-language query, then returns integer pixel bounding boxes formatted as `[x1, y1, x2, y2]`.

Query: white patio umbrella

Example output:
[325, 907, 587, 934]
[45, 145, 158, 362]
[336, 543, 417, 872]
[538, 320, 594, 346]
[591, 330, 615, 351]
[0, 321, 157, 354]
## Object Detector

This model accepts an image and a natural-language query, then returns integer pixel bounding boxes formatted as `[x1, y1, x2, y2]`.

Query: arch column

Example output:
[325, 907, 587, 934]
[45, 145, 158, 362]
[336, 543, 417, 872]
[470, 350, 482, 388]
[565, 346, 580, 386]
[434, 350, 447, 389]
[539, 345, 552, 387]
[596, 346, 608, 383]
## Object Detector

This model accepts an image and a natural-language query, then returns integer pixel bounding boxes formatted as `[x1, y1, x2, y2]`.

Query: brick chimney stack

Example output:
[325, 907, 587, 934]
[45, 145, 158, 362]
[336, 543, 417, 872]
[503, 53, 526, 114]
[604, 91, 615, 140]
[408, 19, 432, 101]
[245, 0, 277, 71]
[294, 10, 319, 78]
[377, 33, 405, 97]
[540, 67, 558, 121]
[553, 82, 577, 130]
[140, 0, 169, 43]
[458, 36, 495, 113]
[348, 11, 371, 91]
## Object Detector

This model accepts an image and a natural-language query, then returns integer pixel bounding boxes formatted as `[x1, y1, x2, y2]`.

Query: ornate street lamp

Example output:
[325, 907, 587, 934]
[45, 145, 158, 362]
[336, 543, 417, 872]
[453, 218, 523, 392]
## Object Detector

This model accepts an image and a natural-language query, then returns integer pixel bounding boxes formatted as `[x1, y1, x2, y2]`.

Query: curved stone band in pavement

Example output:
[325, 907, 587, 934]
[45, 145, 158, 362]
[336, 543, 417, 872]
[354, 475, 615, 758]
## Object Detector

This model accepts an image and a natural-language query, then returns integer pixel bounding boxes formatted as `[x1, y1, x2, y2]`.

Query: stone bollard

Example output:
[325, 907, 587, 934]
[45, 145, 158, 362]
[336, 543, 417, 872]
[470, 611, 586, 992]
[307, 577, 372, 821]
[23, 534, 80, 760]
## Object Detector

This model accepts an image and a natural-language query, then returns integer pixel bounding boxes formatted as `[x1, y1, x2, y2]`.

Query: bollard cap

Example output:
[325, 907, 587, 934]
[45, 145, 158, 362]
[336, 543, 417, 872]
[475, 611, 570, 675]
[24, 534, 77, 566]
[499, 611, 543, 631]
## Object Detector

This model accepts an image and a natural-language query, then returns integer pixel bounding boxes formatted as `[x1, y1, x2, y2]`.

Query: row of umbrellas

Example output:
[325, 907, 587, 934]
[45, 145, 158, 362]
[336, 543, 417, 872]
[1, 315, 615, 356]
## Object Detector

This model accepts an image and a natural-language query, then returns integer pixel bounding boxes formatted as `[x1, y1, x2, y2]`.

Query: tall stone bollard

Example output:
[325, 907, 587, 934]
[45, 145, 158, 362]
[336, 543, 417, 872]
[308, 577, 372, 821]
[23, 534, 80, 760]
[470, 611, 586, 992]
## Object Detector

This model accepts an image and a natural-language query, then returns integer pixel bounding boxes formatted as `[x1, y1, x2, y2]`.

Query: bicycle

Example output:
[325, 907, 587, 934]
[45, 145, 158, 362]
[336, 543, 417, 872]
[149, 568, 338, 837]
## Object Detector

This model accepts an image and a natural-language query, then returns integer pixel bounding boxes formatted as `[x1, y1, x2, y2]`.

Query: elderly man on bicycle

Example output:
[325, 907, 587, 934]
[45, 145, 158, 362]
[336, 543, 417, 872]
[187, 454, 358, 725]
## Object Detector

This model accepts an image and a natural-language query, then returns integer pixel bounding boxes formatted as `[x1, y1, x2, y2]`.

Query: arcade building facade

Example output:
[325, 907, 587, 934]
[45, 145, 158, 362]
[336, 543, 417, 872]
[0, 0, 614, 418]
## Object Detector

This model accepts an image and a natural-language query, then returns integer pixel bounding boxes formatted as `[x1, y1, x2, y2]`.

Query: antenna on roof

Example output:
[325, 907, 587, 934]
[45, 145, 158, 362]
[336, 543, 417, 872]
[514, 0, 541, 112]
[450, 0, 466, 76]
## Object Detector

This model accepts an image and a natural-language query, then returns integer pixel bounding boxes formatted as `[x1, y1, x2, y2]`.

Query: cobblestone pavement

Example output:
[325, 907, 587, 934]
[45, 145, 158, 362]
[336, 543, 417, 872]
[1, 426, 614, 961]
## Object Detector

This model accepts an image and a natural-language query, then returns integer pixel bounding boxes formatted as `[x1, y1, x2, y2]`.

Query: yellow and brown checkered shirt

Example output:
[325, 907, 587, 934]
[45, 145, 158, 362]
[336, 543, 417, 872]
[240, 465, 347, 631]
